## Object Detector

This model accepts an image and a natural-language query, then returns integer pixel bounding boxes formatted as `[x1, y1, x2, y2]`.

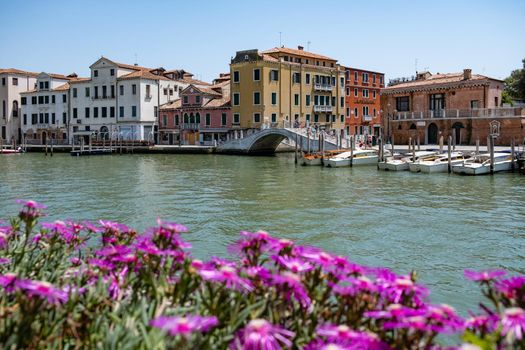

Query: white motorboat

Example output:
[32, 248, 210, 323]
[452, 153, 514, 175]
[378, 151, 437, 171]
[325, 149, 378, 167]
[417, 152, 466, 173]
[301, 149, 346, 166]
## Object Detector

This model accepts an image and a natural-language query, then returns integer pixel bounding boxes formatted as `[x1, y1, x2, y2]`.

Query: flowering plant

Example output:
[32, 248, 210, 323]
[0, 201, 523, 349]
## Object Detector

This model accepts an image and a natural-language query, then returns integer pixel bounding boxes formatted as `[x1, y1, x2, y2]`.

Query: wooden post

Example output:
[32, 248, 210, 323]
[50, 140, 53, 157]
[439, 135, 444, 153]
[452, 129, 456, 151]
[350, 136, 354, 167]
[486, 136, 491, 154]
[294, 134, 298, 164]
[45, 140, 48, 156]
[120, 137, 123, 155]
[320, 133, 325, 166]
[391, 134, 394, 155]
[408, 137, 412, 160]
[377, 137, 383, 169]
[89, 135, 92, 152]
[417, 135, 420, 151]
[412, 138, 416, 162]
[447, 136, 452, 173]
[476, 138, 480, 155]
[307, 128, 310, 154]
[511, 137, 516, 172]
[489, 136, 495, 174]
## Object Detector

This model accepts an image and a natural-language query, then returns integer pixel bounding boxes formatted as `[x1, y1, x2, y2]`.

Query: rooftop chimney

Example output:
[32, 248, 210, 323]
[463, 68, 472, 80]
[297, 45, 304, 51]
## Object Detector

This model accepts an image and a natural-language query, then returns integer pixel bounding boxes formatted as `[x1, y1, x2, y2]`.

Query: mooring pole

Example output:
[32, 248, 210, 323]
[452, 128, 457, 151]
[294, 134, 298, 164]
[447, 136, 452, 173]
[489, 136, 495, 175]
[320, 133, 325, 166]
[45, 140, 48, 157]
[50, 139, 53, 157]
[417, 135, 420, 151]
[350, 136, 354, 167]
[511, 137, 516, 172]
[476, 138, 480, 155]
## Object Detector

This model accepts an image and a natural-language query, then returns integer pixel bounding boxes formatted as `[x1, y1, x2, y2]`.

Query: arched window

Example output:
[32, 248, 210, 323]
[195, 113, 200, 124]
[190, 113, 194, 124]
[184, 113, 188, 124]
[409, 123, 416, 130]
[175, 115, 179, 125]
[12, 101, 18, 117]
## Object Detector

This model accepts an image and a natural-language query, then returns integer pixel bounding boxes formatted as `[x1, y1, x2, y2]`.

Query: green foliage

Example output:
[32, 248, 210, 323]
[504, 57, 525, 101]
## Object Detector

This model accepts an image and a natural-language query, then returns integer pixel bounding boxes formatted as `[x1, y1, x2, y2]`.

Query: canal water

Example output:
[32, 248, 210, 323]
[0, 153, 523, 314]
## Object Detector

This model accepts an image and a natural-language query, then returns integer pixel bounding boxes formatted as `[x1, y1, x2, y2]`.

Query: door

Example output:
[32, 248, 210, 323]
[41, 132, 47, 145]
[427, 123, 438, 144]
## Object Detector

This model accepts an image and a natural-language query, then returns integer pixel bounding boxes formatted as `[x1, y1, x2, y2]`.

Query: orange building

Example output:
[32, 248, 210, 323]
[344, 67, 384, 140]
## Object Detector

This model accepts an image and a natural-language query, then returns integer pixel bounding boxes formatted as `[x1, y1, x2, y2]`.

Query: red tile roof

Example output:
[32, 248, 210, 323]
[263, 47, 337, 62]
[160, 99, 182, 110]
[118, 70, 171, 81]
[0, 68, 39, 77]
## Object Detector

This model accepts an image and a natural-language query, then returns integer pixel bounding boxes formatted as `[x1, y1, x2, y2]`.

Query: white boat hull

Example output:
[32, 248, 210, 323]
[419, 159, 464, 173]
[326, 155, 378, 167]
[452, 160, 513, 175]
[302, 157, 322, 166]
[378, 161, 409, 171]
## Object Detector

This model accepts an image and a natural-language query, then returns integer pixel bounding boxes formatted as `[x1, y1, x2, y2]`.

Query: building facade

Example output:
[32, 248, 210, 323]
[230, 46, 346, 132]
[0, 69, 38, 144]
[380, 69, 521, 145]
[20, 72, 78, 144]
[69, 57, 188, 143]
[344, 67, 384, 139]
[160, 74, 232, 145]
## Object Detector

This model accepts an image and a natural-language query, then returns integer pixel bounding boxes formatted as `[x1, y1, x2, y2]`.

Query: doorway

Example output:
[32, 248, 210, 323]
[427, 123, 438, 144]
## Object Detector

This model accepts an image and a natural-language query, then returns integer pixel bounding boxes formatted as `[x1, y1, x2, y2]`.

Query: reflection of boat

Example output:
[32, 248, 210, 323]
[0, 148, 23, 154]
[301, 149, 346, 166]
[325, 149, 379, 167]
[378, 151, 437, 171]
[409, 152, 465, 173]
[452, 153, 513, 175]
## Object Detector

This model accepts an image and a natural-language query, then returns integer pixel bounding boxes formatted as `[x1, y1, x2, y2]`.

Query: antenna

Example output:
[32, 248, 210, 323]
[134, 53, 138, 65]
[415, 58, 418, 73]
[279, 32, 282, 47]
[307, 41, 311, 51]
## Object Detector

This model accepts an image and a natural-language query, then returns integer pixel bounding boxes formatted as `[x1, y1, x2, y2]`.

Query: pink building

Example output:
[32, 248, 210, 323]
[159, 74, 232, 145]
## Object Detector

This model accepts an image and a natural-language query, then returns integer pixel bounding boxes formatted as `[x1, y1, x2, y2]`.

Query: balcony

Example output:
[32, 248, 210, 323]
[314, 84, 333, 92]
[392, 108, 524, 121]
[91, 95, 115, 100]
[180, 123, 200, 130]
[362, 115, 373, 122]
[313, 105, 333, 113]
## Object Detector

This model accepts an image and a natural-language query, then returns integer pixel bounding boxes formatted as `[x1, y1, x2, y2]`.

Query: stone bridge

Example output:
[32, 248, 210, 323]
[216, 128, 340, 155]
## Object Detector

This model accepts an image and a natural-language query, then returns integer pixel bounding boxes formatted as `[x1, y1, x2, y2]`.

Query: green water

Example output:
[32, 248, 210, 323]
[1, 153, 524, 313]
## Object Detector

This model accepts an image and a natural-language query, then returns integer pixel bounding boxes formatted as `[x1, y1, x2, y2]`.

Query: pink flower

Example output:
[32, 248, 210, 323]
[16, 199, 46, 220]
[464, 314, 498, 333]
[156, 218, 188, 233]
[16, 199, 47, 209]
[273, 255, 313, 273]
[312, 324, 390, 350]
[150, 315, 218, 337]
[496, 276, 525, 301]
[17, 279, 68, 304]
[230, 319, 294, 350]
[0, 257, 10, 265]
[501, 307, 525, 340]
[267, 271, 311, 309]
[464, 269, 506, 282]
[0, 273, 17, 292]
[199, 265, 253, 292]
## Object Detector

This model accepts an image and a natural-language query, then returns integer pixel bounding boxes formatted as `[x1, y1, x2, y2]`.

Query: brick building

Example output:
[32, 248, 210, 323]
[381, 69, 524, 145]
[344, 67, 384, 140]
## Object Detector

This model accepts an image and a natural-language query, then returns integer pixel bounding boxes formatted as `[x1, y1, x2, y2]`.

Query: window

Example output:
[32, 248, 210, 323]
[292, 72, 301, 83]
[102, 86, 107, 98]
[146, 85, 151, 97]
[111, 85, 115, 98]
[52, 95, 55, 104]
[363, 89, 369, 98]
[354, 88, 358, 97]
[85, 107, 90, 118]
[195, 112, 200, 124]
[429, 94, 445, 111]
[253, 69, 260, 81]
[340, 115, 344, 122]
[396, 96, 410, 111]
[44, 81, 49, 89]
[373, 74, 376, 84]
[305, 73, 310, 84]
[346, 87, 349, 96]
[1, 78, 5, 86]
[110, 106, 115, 118]
[354, 108, 358, 118]
[340, 77, 344, 86]
[331, 77, 336, 86]
[163, 88, 168, 96]
[169, 89, 173, 96]
[94, 70, 98, 77]
[346, 108, 350, 116]
[373, 108, 377, 117]
[271, 113, 277, 123]
[175, 115, 179, 125]
[205, 113, 211, 126]
[380, 76, 384, 84]
[94, 86, 99, 99]
[73, 88, 77, 98]
[253, 113, 261, 123]
[31, 96, 37, 104]
[44, 113, 49, 123]
[363, 106, 369, 116]
[270, 70, 278, 81]
[132, 84, 137, 95]
[21, 97, 27, 105]
[294, 94, 299, 106]
[253, 92, 260, 105]
[306, 95, 310, 106]
[470, 100, 479, 109]
[233, 113, 240, 124]
[271, 92, 277, 105]
[363, 73, 369, 83]
[314, 114, 319, 122]
[39, 113, 43, 123]
[120, 85, 124, 95]
[233, 93, 240, 106]
[52, 113, 55, 124]
[110, 69, 115, 76]
[183, 96, 188, 104]
[44, 95, 49, 104]
[331, 97, 336, 107]
[196, 95, 201, 104]
[102, 107, 107, 118]
[62, 112, 66, 124]
[85, 126, 90, 131]
[354, 71, 358, 82]
[221, 113, 227, 126]
[73, 108, 77, 118]
[12, 78, 18, 86]
[233, 71, 240, 83]
[39, 82, 44, 89]
[119, 106, 124, 117]
[12, 101, 18, 117]
[85, 87, 90, 97]
[163, 115, 167, 126]
[314, 95, 319, 105]
[326, 115, 330, 123]
[340, 96, 344, 107]
[373, 90, 376, 99]
[132, 106, 137, 117]
[305, 114, 310, 122]
[31, 114, 37, 124]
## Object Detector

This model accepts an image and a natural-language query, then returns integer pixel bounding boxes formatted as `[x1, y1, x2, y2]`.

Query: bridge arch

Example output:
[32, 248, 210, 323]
[246, 129, 290, 154]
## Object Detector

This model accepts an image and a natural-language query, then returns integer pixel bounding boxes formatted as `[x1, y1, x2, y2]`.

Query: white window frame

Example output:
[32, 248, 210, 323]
[363, 89, 369, 98]
[253, 91, 261, 105]
[363, 72, 369, 83]
[253, 113, 261, 123]
[253, 68, 261, 82]
[233, 93, 240, 106]
[233, 113, 240, 124]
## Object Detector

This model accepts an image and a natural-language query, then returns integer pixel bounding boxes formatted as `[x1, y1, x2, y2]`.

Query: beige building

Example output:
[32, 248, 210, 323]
[230, 46, 346, 131]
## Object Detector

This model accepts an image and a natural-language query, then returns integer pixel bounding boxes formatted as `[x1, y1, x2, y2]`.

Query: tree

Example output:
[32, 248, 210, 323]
[504, 58, 525, 101]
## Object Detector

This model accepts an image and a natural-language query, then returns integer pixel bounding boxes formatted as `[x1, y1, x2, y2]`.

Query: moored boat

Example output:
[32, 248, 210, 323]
[451, 153, 513, 175]
[417, 152, 465, 173]
[325, 149, 379, 168]
[301, 149, 346, 166]
[378, 151, 437, 171]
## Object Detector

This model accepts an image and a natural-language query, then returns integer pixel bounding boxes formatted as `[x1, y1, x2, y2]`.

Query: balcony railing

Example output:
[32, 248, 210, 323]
[314, 84, 333, 92]
[313, 105, 333, 113]
[362, 115, 373, 122]
[91, 95, 115, 100]
[392, 108, 524, 121]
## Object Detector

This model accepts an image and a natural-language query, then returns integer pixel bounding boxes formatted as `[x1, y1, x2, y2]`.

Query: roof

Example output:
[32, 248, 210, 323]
[160, 99, 182, 110]
[179, 77, 211, 85]
[382, 72, 502, 94]
[0, 68, 39, 77]
[118, 70, 171, 81]
[20, 82, 72, 94]
[262, 47, 337, 62]
[343, 66, 384, 75]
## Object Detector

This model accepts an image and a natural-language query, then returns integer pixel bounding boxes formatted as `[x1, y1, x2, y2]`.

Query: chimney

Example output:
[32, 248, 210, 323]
[297, 45, 304, 51]
[463, 68, 472, 80]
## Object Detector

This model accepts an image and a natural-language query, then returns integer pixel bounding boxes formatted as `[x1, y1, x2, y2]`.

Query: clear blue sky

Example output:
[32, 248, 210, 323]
[1, 0, 524, 83]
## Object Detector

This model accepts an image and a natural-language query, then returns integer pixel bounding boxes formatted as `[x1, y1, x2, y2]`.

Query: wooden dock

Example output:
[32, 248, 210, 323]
[70, 148, 113, 156]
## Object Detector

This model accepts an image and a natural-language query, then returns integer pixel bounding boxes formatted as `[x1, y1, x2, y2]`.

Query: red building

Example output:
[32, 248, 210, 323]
[159, 74, 232, 145]
[344, 67, 384, 140]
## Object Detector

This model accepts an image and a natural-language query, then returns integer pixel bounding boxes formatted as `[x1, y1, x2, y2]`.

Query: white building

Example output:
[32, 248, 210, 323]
[20, 72, 80, 144]
[70, 57, 188, 143]
[0, 69, 38, 144]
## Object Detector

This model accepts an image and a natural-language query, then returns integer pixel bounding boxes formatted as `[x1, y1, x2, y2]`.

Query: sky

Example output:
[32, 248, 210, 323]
[1, 0, 524, 83]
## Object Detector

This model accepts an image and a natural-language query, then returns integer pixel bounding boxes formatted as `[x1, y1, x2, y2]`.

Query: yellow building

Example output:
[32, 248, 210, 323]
[230, 46, 346, 131]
